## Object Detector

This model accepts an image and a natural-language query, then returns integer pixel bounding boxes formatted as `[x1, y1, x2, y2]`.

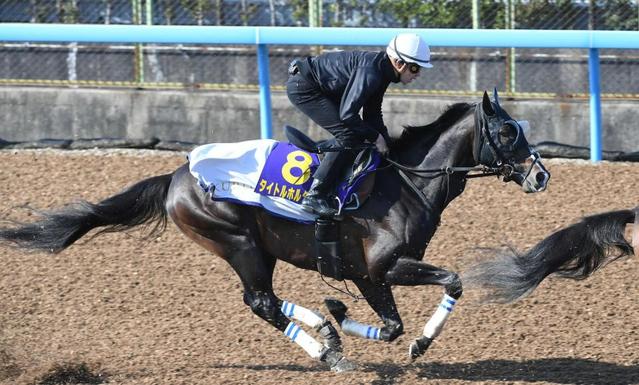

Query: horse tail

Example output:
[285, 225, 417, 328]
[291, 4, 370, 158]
[463, 208, 636, 303]
[0, 173, 173, 254]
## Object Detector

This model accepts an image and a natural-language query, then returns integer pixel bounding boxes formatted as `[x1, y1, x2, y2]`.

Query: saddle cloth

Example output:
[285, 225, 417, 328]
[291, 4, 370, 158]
[188, 139, 379, 223]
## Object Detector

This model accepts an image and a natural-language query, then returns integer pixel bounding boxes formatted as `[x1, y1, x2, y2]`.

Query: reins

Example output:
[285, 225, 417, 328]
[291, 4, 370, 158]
[384, 157, 503, 211]
[383, 157, 502, 179]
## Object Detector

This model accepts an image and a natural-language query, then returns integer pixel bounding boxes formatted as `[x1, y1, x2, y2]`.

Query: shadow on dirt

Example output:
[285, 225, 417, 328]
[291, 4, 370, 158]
[34, 362, 108, 385]
[210, 363, 326, 372]
[212, 358, 638, 385]
[379, 358, 637, 385]
[0, 348, 22, 381]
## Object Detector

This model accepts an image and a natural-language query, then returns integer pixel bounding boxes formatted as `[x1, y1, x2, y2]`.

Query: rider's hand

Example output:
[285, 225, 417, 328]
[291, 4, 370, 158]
[375, 133, 389, 155]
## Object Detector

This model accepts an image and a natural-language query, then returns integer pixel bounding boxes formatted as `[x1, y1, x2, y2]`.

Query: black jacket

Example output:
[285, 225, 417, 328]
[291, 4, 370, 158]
[297, 50, 400, 142]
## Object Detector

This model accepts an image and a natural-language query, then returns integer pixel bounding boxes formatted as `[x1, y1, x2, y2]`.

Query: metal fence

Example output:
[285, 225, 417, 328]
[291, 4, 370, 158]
[1, 0, 638, 98]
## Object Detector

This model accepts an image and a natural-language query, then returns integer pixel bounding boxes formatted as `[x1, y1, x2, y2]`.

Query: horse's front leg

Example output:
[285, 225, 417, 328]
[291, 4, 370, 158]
[325, 278, 404, 344]
[384, 257, 463, 360]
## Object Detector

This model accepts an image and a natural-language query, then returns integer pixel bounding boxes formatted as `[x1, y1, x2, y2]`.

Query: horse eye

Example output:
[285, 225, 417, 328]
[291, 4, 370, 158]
[498, 124, 517, 145]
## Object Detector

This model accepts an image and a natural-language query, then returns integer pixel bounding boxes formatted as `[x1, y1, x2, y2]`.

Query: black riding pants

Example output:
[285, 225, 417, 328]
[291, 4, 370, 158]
[286, 73, 365, 187]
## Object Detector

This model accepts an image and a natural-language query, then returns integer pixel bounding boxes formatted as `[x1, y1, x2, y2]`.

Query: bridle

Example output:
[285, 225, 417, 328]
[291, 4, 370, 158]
[471, 101, 544, 183]
[385, 103, 518, 178]
[384, 101, 540, 208]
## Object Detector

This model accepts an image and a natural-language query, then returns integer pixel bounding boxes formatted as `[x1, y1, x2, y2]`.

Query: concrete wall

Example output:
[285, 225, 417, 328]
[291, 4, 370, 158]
[0, 86, 637, 152]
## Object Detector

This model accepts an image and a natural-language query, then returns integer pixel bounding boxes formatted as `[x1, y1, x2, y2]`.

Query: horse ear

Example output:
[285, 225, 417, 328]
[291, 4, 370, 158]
[482, 91, 495, 116]
[492, 87, 505, 116]
[493, 87, 500, 106]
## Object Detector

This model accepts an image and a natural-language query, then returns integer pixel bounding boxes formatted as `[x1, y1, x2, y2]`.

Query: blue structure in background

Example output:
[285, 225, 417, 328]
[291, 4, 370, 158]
[1, 24, 639, 161]
[588, 49, 602, 162]
[257, 43, 272, 140]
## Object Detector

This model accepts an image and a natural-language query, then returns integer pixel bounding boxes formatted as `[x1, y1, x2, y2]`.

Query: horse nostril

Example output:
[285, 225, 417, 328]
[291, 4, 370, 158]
[535, 172, 547, 184]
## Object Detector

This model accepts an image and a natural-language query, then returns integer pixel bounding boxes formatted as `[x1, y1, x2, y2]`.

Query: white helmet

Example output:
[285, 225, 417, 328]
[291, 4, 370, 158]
[386, 33, 433, 68]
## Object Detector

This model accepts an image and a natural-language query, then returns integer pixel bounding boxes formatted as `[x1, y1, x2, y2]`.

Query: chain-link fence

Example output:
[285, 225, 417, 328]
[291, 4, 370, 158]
[1, 0, 638, 98]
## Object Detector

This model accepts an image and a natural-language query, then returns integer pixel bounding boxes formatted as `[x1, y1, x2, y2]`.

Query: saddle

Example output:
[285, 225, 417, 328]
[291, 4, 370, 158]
[285, 125, 381, 281]
[285, 125, 379, 213]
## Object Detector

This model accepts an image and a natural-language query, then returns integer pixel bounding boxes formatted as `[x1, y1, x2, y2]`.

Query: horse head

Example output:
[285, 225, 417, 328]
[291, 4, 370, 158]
[475, 88, 550, 193]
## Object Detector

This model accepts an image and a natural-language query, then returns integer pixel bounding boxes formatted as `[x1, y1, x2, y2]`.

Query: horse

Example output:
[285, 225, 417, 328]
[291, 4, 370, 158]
[0, 89, 550, 372]
[464, 207, 637, 303]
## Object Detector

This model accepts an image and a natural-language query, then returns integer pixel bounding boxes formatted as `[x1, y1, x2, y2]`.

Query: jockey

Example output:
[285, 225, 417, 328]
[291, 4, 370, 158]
[286, 33, 433, 217]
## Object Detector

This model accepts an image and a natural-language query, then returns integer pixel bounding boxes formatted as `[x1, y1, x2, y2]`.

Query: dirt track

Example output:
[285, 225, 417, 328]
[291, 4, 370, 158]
[0, 149, 637, 385]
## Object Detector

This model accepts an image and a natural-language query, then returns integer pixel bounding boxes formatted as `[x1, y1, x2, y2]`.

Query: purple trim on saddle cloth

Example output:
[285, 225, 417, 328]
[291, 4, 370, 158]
[254, 142, 320, 204]
[335, 152, 381, 212]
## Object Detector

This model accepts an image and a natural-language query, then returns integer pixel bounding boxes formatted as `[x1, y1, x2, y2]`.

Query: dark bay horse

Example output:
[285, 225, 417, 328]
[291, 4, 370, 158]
[464, 207, 637, 303]
[0, 90, 549, 372]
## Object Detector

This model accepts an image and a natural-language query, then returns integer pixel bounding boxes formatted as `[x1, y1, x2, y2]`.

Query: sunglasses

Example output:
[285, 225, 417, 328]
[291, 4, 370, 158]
[406, 62, 420, 74]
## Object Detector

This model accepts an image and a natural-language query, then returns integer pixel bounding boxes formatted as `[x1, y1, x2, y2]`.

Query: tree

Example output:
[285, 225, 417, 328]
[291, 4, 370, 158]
[326, 0, 375, 27]
[378, 0, 422, 27]
[414, 0, 466, 28]
[599, 0, 638, 30]
[378, 0, 469, 28]
[289, 0, 308, 26]
[239, 0, 258, 26]
[29, 0, 50, 22]
[214, 0, 224, 25]
[516, 0, 582, 30]
[57, 0, 79, 23]
[180, 0, 212, 25]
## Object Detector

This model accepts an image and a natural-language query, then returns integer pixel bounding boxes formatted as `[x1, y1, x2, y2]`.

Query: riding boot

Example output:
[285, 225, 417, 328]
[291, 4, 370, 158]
[301, 179, 337, 217]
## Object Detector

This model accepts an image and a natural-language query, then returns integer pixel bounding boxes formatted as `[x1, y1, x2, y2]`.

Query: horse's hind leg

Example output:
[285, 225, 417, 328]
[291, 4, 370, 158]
[280, 300, 343, 352]
[166, 178, 350, 370]
[169, 229, 345, 368]
[228, 251, 354, 372]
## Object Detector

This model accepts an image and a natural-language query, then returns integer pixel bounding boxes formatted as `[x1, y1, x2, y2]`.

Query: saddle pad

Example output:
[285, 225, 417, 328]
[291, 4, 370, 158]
[254, 141, 320, 203]
[188, 140, 319, 224]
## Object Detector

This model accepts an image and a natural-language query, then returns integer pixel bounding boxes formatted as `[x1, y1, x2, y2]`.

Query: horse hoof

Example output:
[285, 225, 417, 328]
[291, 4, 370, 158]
[318, 320, 343, 353]
[320, 348, 357, 372]
[324, 298, 348, 323]
[408, 336, 433, 360]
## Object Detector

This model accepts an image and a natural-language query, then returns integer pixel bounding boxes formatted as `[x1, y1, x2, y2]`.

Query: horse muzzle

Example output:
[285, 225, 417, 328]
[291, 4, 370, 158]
[508, 153, 550, 193]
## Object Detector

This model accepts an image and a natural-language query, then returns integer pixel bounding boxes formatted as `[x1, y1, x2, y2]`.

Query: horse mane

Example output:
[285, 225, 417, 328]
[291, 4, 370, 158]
[391, 103, 473, 149]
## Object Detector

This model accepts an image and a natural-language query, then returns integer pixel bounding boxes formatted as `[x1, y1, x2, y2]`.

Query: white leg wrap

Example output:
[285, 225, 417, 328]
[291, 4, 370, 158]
[281, 300, 325, 329]
[422, 294, 457, 339]
[341, 318, 381, 340]
[284, 322, 325, 359]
